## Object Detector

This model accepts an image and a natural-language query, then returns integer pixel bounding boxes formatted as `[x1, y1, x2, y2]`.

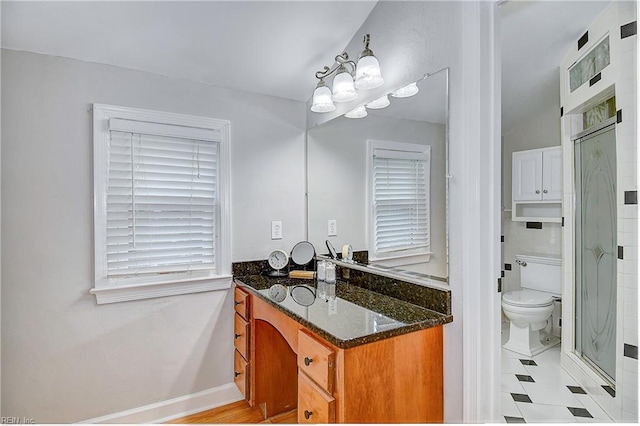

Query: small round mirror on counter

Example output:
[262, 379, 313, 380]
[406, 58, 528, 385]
[325, 240, 338, 259]
[290, 285, 316, 306]
[291, 241, 315, 266]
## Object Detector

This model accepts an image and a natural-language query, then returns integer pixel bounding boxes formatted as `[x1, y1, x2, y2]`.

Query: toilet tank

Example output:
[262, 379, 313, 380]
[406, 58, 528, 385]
[516, 254, 562, 296]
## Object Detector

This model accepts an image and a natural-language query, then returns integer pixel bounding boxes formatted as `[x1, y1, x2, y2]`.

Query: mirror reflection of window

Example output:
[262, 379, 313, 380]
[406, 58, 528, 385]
[369, 140, 431, 261]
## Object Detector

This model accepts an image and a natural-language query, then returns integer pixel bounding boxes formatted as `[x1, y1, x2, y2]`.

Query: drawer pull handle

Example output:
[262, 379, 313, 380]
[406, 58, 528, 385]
[304, 357, 313, 366]
[234, 300, 243, 306]
[234, 371, 241, 377]
[304, 410, 312, 420]
[234, 333, 242, 339]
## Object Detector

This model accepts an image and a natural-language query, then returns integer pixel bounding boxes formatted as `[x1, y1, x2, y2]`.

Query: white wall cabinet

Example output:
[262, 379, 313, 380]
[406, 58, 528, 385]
[512, 146, 562, 222]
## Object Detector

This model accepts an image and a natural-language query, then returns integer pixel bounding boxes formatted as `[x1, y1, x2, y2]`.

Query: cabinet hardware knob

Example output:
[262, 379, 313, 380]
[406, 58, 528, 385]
[234, 371, 241, 377]
[535, 190, 540, 194]
[304, 410, 313, 419]
[543, 189, 548, 193]
[304, 357, 313, 366]
[234, 301, 243, 306]
[234, 333, 242, 339]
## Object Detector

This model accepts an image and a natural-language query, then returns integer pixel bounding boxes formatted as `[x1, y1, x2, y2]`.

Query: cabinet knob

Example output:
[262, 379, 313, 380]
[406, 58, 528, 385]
[234, 371, 241, 377]
[304, 410, 313, 420]
[535, 190, 540, 194]
[234, 333, 242, 339]
[543, 189, 548, 193]
[304, 357, 313, 366]
[234, 300, 243, 306]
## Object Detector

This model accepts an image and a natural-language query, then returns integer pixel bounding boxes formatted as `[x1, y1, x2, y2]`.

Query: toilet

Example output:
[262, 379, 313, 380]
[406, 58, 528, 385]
[502, 254, 562, 357]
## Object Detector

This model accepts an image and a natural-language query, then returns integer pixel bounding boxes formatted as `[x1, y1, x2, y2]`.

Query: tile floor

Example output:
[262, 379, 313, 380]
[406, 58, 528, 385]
[501, 322, 614, 423]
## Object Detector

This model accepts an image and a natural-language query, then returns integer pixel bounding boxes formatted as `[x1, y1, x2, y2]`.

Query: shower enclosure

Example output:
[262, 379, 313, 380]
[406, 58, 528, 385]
[574, 117, 617, 384]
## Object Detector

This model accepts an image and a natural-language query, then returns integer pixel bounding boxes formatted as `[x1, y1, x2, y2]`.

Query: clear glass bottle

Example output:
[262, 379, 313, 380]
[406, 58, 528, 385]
[325, 262, 336, 300]
[325, 262, 336, 284]
[317, 260, 327, 300]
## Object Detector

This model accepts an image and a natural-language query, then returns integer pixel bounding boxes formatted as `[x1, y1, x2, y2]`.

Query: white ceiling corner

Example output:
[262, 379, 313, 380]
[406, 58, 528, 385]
[1, 1, 378, 102]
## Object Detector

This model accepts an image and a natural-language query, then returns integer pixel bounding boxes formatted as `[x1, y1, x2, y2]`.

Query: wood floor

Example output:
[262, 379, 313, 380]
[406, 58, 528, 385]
[167, 400, 297, 424]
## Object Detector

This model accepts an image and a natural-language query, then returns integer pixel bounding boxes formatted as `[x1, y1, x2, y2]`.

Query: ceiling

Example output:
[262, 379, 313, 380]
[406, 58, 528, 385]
[2, 1, 613, 129]
[1, 1, 377, 102]
[500, 0, 611, 134]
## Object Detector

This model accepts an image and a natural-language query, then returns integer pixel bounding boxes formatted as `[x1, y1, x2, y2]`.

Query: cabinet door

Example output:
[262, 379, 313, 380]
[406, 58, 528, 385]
[234, 313, 249, 360]
[542, 148, 562, 201]
[234, 350, 248, 399]
[513, 150, 543, 201]
[298, 372, 335, 424]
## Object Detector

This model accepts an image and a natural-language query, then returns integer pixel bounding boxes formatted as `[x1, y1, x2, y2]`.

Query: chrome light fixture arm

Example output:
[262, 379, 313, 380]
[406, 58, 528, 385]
[314, 52, 357, 81]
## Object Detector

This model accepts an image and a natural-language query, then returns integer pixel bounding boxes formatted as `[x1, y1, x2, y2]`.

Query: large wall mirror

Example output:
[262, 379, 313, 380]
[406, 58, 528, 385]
[307, 68, 449, 287]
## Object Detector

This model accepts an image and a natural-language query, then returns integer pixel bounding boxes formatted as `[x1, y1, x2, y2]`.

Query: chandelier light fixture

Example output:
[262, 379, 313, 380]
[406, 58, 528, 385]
[391, 82, 419, 98]
[344, 105, 368, 119]
[311, 34, 384, 113]
[365, 95, 390, 109]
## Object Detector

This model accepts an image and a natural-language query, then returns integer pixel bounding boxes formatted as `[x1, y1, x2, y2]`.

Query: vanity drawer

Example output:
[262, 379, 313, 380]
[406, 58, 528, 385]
[298, 372, 335, 424]
[234, 286, 250, 320]
[297, 330, 335, 393]
[234, 349, 249, 399]
[234, 313, 249, 360]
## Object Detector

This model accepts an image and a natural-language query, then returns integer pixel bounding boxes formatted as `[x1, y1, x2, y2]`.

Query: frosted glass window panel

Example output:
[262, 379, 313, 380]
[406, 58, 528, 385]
[569, 36, 610, 92]
[583, 96, 616, 130]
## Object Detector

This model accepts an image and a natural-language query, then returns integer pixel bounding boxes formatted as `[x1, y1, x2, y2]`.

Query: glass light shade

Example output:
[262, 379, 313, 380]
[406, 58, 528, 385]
[391, 82, 419, 98]
[331, 70, 358, 102]
[344, 106, 367, 119]
[366, 95, 390, 109]
[310, 83, 336, 113]
[355, 55, 384, 90]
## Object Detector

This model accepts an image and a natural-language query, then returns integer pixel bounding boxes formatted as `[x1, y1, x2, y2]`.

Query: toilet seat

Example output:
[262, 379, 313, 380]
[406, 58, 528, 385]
[503, 289, 554, 308]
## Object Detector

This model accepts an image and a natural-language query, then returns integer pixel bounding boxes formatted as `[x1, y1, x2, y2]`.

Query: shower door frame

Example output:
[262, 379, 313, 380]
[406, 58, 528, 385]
[560, 111, 623, 422]
[573, 116, 617, 386]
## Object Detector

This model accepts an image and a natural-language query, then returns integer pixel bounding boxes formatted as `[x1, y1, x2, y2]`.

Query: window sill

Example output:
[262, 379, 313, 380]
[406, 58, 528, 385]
[369, 252, 433, 268]
[90, 274, 232, 304]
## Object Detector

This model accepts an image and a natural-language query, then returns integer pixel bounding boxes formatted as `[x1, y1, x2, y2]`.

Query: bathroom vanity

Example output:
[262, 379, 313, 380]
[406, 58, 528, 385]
[232, 274, 451, 423]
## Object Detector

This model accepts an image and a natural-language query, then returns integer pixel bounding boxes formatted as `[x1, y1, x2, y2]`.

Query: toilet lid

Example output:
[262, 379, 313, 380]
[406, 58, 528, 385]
[503, 290, 554, 307]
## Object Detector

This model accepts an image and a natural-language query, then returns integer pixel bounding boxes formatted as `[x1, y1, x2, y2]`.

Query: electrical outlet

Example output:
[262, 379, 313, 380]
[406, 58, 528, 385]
[328, 219, 337, 237]
[271, 221, 282, 240]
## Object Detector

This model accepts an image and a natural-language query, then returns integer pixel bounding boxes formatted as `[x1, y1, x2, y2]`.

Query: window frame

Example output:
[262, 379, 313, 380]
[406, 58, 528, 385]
[91, 104, 231, 304]
[367, 139, 432, 264]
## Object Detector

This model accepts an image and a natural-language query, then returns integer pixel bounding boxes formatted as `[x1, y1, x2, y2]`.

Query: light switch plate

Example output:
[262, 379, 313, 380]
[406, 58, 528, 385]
[328, 219, 337, 237]
[271, 221, 283, 240]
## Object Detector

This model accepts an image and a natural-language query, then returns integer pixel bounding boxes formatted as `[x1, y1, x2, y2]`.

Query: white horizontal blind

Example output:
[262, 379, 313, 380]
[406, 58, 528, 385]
[373, 148, 430, 256]
[106, 130, 219, 276]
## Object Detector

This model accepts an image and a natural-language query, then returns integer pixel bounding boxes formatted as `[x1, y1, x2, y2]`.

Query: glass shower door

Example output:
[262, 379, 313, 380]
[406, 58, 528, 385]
[574, 122, 617, 383]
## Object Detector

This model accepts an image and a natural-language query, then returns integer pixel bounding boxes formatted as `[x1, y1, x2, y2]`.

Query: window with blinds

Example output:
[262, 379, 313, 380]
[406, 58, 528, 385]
[92, 104, 231, 304]
[371, 144, 431, 259]
[107, 131, 218, 276]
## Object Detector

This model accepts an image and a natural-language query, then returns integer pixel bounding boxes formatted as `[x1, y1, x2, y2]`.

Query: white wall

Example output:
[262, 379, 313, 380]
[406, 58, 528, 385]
[0, 49, 306, 422]
[501, 73, 562, 293]
[307, 115, 447, 278]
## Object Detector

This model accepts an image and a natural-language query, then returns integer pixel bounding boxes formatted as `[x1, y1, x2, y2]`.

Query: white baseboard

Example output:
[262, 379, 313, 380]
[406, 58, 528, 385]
[78, 383, 244, 424]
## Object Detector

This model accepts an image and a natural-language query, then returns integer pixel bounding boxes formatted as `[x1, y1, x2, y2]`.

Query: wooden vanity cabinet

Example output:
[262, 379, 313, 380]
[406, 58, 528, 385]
[233, 286, 251, 400]
[234, 283, 444, 423]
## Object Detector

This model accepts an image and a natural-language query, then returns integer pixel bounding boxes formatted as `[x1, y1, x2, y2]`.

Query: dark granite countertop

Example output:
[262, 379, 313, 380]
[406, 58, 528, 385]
[234, 274, 452, 349]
